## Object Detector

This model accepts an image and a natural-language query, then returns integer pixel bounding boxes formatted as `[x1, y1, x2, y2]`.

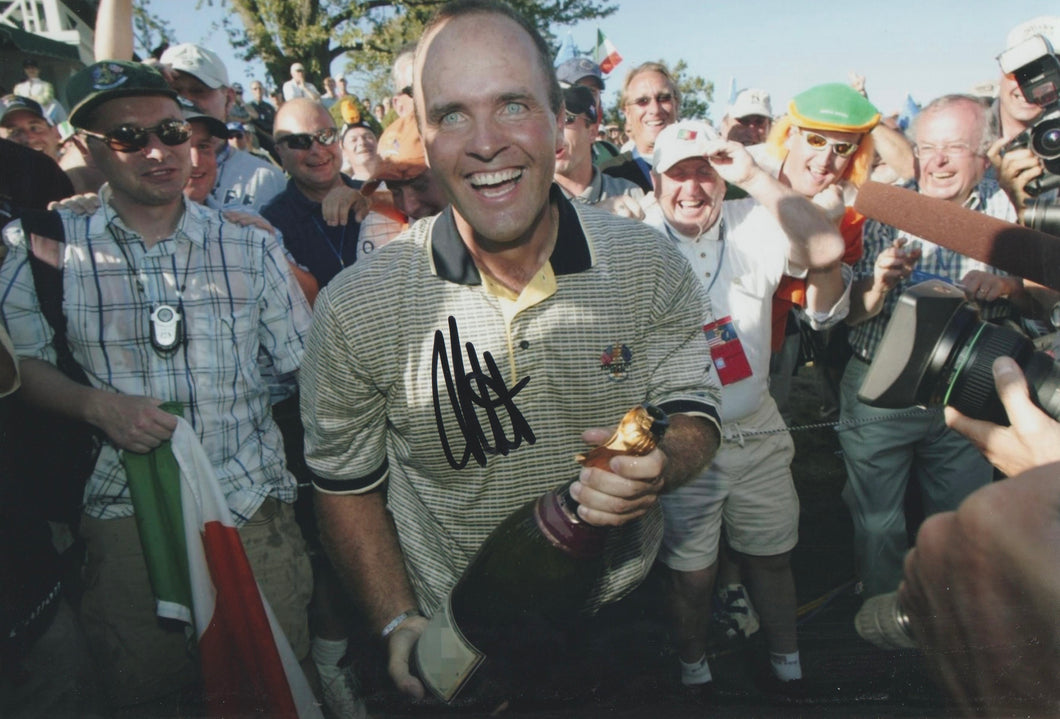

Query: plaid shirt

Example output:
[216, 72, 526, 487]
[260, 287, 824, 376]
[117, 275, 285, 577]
[848, 178, 1017, 361]
[0, 188, 312, 523]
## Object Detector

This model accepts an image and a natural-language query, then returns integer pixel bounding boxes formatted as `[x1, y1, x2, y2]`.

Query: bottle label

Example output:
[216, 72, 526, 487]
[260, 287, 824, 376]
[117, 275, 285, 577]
[413, 594, 486, 703]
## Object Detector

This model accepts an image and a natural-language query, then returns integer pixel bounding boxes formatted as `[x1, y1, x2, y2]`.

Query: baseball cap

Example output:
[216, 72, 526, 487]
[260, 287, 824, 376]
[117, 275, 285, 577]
[373, 114, 427, 182]
[787, 83, 880, 134]
[232, 82, 244, 94]
[556, 57, 604, 90]
[1005, 16, 1060, 52]
[291, 62, 305, 72]
[0, 95, 48, 125]
[652, 120, 720, 174]
[727, 88, 772, 120]
[160, 43, 230, 89]
[66, 60, 179, 128]
[563, 85, 598, 123]
[225, 121, 246, 136]
[177, 97, 228, 138]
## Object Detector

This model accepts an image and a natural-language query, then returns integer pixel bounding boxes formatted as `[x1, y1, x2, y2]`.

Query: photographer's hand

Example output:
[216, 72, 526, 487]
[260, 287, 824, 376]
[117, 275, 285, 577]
[899, 462, 1060, 717]
[987, 138, 1042, 220]
[944, 357, 1060, 477]
[960, 270, 1023, 304]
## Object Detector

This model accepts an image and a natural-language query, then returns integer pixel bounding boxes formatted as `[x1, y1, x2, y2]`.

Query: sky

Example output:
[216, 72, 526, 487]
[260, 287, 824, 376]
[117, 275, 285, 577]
[162, 0, 1059, 121]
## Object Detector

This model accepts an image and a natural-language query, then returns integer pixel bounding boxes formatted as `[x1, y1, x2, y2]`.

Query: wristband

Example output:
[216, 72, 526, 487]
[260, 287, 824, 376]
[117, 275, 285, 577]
[381, 608, 421, 639]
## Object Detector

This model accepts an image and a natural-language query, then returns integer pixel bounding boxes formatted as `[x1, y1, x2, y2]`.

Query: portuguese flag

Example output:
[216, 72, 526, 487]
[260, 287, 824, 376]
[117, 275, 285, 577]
[124, 415, 322, 719]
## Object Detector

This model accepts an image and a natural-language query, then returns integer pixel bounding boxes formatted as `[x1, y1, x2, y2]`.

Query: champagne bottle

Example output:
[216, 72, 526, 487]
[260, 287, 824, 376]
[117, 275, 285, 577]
[413, 405, 669, 702]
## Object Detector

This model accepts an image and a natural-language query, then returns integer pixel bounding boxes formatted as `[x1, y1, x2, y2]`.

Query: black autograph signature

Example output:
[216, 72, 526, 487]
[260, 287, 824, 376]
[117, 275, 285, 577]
[432, 315, 535, 469]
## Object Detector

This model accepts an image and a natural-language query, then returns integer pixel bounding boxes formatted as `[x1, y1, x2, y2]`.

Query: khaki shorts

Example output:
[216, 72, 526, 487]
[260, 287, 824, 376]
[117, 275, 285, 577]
[79, 498, 313, 709]
[658, 399, 798, 572]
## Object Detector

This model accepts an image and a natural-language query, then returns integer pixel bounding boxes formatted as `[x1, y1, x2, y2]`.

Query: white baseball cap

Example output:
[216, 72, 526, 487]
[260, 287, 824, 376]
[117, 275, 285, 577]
[1005, 16, 1060, 52]
[727, 88, 772, 120]
[160, 43, 229, 89]
[652, 120, 720, 174]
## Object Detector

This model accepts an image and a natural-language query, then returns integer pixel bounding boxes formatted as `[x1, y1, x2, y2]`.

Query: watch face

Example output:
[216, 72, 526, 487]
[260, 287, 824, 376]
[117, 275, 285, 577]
[156, 306, 174, 322]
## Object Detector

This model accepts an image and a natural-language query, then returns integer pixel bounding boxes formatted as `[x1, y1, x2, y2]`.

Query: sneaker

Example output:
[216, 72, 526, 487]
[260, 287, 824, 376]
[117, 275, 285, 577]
[712, 584, 760, 640]
[316, 660, 368, 719]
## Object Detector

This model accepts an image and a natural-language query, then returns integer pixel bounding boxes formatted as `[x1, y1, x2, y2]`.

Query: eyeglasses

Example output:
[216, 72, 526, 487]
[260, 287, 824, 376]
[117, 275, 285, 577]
[275, 127, 339, 150]
[81, 119, 192, 153]
[913, 143, 976, 159]
[798, 129, 859, 158]
[626, 92, 674, 108]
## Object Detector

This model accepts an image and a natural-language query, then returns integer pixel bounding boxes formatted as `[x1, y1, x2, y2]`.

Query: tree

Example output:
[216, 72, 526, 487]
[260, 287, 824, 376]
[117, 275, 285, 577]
[207, 0, 616, 99]
[132, 0, 175, 59]
[672, 59, 713, 122]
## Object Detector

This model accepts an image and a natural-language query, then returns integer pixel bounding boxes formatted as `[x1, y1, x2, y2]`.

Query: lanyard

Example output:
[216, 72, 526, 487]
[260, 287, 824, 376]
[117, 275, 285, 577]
[311, 214, 353, 269]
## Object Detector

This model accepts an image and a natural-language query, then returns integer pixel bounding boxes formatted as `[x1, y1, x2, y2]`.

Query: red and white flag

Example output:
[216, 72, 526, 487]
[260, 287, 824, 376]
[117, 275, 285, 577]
[594, 29, 623, 75]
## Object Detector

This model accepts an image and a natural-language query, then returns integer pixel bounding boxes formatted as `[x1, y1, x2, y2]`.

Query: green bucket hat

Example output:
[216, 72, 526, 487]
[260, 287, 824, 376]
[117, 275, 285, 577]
[67, 60, 178, 128]
[788, 83, 880, 133]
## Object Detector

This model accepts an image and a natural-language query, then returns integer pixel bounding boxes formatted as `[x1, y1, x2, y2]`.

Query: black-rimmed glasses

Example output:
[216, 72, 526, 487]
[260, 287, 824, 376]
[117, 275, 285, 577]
[81, 119, 192, 153]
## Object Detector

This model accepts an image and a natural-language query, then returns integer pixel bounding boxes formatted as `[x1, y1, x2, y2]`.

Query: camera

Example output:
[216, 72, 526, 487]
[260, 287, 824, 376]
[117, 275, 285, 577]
[858, 280, 1060, 425]
[999, 34, 1060, 197]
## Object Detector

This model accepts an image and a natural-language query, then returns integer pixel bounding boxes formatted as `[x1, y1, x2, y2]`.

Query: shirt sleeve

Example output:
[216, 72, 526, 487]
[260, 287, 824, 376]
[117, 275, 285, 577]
[0, 220, 56, 363]
[298, 275, 390, 493]
[257, 229, 311, 375]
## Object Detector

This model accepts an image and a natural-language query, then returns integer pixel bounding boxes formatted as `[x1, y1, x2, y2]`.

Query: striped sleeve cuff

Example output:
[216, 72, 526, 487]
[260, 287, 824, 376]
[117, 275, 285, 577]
[310, 457, 389, 495]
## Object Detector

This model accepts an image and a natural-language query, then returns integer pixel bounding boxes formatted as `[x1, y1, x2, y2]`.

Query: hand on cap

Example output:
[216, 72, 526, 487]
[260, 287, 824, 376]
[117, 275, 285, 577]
[141, 58, 179, 88]
[701, 138, 760, 188]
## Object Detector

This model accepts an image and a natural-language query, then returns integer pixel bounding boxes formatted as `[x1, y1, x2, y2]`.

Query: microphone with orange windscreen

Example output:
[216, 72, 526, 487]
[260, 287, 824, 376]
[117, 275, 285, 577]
[853, 181, 1060, 291]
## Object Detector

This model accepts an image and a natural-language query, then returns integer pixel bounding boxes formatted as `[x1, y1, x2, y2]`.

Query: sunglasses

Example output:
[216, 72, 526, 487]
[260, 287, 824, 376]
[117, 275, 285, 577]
[798, 129, 859, 158]
[275, 127, 339, 150]
[626, 92, 674, 108]
[81, 119, 192, 153]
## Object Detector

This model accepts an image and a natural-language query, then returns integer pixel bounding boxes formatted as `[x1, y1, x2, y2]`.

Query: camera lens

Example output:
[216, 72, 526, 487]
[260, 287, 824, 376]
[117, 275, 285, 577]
[1031, 118, 1060, 159]
[936, 310, 1060, 425]
[1023, 200, 1060, 237]
[858, 281, 1060, 425]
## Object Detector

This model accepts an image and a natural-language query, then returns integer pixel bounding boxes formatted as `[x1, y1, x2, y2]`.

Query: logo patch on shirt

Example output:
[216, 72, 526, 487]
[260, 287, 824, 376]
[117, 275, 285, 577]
[599, 343, 632, 381]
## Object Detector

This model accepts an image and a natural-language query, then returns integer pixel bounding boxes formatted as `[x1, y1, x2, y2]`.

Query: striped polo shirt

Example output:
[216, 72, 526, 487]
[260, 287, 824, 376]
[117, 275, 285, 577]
[301, 187, 721, 613]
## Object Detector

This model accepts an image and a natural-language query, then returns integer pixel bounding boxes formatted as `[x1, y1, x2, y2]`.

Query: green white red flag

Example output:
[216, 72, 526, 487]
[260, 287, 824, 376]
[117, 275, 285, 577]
[594, 29, 623, 75]
[125, 417, 323, 719]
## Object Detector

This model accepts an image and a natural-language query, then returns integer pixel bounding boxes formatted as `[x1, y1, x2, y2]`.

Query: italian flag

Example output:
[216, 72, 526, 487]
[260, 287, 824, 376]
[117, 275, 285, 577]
[125, 416, 323, 719]
[594, 29, 623, 75]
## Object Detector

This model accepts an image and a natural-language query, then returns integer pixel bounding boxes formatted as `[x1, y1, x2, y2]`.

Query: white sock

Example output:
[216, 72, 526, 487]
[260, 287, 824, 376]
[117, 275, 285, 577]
[770, 650, 802, 681]
[680, 654, 713, 685]
[312, 636, 348, 667]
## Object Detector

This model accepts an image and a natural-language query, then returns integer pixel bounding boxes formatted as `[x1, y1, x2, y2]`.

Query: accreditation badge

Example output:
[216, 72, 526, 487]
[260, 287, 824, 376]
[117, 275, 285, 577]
[703, 316, 752, 386]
